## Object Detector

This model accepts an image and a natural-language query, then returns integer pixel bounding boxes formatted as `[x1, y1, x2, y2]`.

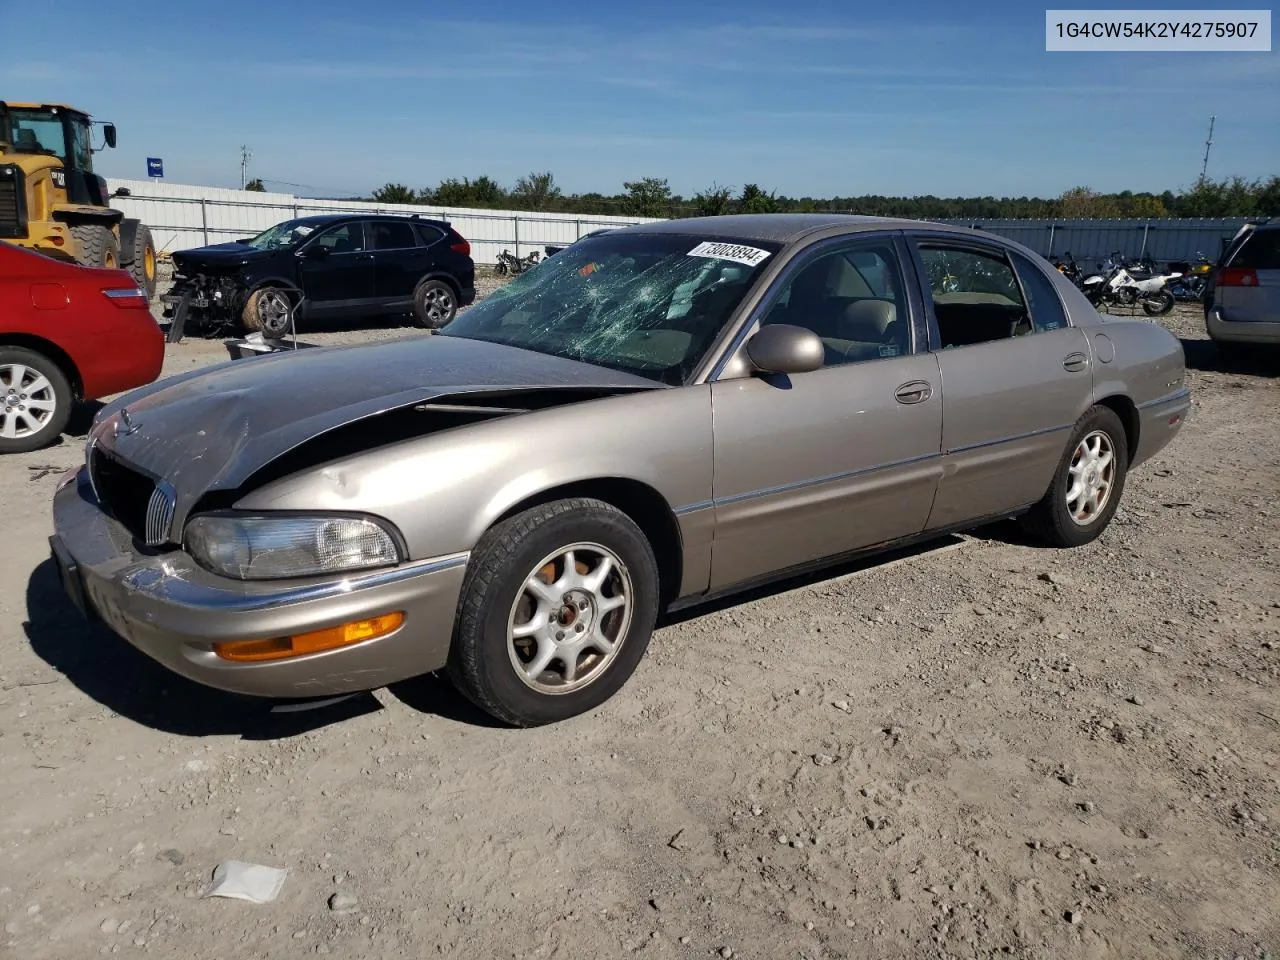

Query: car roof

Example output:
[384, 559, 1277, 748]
[616, 213, 985, 244]
[287, 213, 450, 227]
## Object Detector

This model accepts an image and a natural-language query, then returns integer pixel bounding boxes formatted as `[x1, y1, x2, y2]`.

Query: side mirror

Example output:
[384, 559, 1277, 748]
[302, 244, 329, 260]
[103, 124, 117, 149]
[744, 324, 825, 375]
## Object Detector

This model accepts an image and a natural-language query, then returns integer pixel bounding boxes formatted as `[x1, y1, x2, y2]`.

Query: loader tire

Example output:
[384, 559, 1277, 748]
[69, 224, 121, 270]
[128, 224, 158, 300]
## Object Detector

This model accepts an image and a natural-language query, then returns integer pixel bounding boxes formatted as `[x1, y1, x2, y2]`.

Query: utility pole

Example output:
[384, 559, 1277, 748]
[1198, 116, 1215, 183]
[240, 144, 252, 189]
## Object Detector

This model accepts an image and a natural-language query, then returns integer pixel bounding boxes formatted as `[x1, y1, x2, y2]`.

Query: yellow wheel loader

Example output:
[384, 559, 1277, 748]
[0, 101, 156, 299]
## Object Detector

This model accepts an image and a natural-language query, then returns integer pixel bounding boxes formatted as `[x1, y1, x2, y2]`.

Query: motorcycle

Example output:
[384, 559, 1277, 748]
[1080, 252, 1179, 316]
[494, 249, 541, 276]
[1166, 252, 1214, 302]
[1054, 251, 1084, 285]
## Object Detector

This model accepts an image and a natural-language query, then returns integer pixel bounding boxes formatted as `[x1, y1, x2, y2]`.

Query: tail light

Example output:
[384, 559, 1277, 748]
[1218, 267, 1258, 287]
[102, 286, 149, 308]
[448, 229, 471, 257]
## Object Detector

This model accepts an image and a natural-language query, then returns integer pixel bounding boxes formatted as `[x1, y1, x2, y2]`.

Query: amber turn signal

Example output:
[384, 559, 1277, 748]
[213, 612, 405, 663]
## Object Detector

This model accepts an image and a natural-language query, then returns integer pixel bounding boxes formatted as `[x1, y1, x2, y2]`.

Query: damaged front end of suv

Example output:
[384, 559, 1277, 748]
[161, 261, 249, 340]
[161, 241, 298, 342]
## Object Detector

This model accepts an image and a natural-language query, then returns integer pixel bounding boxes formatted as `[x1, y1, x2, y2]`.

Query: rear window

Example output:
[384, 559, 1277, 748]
[1231, 229, 1280, 270]
[1011, 252, 1069, 331]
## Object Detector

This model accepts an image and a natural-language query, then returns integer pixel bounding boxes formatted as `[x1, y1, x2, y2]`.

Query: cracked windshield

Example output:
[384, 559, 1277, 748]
[439, 233, 780, 383]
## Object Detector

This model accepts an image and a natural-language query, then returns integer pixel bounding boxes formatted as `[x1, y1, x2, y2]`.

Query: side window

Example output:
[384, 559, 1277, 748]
[917, 244, 1033, 348]
[761, 241, 911, 366]
[414, 224, 445, 247]
[1010, 252, 1069, 331]
[312, 222, 365, 254]
[370, 220, 417, 250]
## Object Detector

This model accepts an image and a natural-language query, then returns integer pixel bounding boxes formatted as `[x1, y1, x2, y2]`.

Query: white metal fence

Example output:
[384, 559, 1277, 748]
[105, 178, 662, 265]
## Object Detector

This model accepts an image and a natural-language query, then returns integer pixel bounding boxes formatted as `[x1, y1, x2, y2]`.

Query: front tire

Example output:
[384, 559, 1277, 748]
[241, 287, 293, 336]
[1020, 405, 1129, 548]
[69, 224, 121, 270]
[0, 347, 74, 454]
[1142, 290, 1175, 316]
[446, 498, 660, 727]
[411, 279, 457, 329]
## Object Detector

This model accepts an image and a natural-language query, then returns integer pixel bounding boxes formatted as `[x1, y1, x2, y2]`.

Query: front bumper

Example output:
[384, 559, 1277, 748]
[51, 470, 467, 698]
[1206, 307, 1280, 345]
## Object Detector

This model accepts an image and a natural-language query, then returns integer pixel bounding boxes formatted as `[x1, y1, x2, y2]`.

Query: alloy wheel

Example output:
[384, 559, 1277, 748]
[1065, 430, 1115, 526]
[0, 362, 58, 440]
[506, 542, 633, 694]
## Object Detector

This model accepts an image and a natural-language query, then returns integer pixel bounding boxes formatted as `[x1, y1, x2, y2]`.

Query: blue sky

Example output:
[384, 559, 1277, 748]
[3, 0, 1276, 198]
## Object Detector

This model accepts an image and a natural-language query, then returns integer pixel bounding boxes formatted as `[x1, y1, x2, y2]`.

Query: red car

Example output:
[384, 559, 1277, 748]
[1, 240, 163, 453]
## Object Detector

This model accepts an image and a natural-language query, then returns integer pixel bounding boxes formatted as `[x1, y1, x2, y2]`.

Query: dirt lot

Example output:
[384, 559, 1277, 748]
[1, 300, 1277, 960]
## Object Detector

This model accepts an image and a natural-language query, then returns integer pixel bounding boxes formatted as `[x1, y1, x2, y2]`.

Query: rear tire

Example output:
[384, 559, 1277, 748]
[127, 223, 158, 300]
[241, 287, 293, 336]
[1019, 405, 1129, 548]
[411, 279, 457, 329]
[70, 224, 121, 270]
[0, 346, 74, 454]
[1142, 290, 1175, 316]
[446, 498, 660, 727]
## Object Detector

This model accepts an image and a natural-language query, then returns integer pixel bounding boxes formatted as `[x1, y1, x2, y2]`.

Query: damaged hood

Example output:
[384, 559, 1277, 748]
[171, 242, 276, 271]
[91, 335, 661, 524]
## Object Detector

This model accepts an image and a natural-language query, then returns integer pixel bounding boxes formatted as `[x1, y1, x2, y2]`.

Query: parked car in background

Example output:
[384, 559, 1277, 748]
[1204, 219, 1280, 351]
[0, 240, 162, 453]
[161, 213, 475, 339]
[51, 215, 1189, 726]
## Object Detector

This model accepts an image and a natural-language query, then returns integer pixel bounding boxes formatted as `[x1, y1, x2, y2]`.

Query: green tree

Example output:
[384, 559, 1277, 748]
[737, 183, 779, 214]
[693, 183, 733, 216]
[511, 171, 562, 211]
[372, 182, 419, 204]
[1117, 193, 1168, 218]
[244, 179, 266, 192]
[1255, 175, 1280, 216]
[1056, 186, 1121, 219]
[622, 177, 673, 217]
[433, 175, 507, 208]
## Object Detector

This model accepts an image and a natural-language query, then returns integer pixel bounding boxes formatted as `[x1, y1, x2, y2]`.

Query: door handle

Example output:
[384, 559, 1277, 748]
[1063, 352, 1090, 372]
[894, 380, 933, 404]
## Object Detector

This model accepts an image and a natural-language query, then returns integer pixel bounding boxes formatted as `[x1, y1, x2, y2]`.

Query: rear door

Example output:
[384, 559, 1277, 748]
[368, 219, 428, 309]
[904, 234, 1095, 530]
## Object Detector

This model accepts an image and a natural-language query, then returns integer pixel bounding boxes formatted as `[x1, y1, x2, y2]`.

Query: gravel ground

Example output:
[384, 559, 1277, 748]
[1, 300, 1277, 960]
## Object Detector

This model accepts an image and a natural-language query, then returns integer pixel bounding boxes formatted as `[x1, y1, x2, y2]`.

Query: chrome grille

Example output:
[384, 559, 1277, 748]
[145, 482, 177, 547]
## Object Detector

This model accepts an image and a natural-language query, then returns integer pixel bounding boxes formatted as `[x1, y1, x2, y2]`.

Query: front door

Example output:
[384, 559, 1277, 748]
[709, 235, 944, 590]
[906, 237, 1096, 529]
[300, 221, 375, 311]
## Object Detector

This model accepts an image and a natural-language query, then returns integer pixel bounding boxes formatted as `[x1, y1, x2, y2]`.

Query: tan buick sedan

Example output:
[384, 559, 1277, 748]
[51, 215, 1191, 726]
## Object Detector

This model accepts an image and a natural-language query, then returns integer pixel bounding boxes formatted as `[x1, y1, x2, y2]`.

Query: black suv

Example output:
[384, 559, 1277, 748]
[162, 213, 475, 339]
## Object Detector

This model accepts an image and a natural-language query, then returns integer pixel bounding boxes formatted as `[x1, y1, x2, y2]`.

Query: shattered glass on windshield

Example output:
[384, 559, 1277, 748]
[440, 233, 781, 384]
[243, 219, 322, 250]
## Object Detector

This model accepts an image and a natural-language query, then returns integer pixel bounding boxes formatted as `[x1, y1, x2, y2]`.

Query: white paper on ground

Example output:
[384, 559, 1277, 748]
[201, 860, 287, 903]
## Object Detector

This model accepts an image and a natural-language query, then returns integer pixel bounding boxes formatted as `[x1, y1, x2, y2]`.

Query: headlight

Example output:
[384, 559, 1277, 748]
[184, 513, 402, 580]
